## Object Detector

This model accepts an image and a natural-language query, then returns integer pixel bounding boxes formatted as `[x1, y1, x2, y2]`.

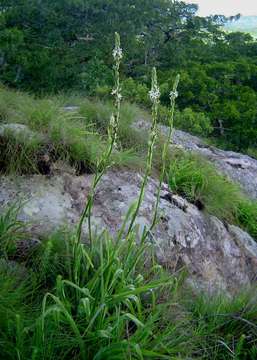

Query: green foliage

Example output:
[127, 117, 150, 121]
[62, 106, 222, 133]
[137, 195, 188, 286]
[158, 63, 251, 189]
[122, 78, 150, 106]
[0, 204, 25, 257]
[94, 85, 112, 100]
[0, 127, 44, 174]
[78, 98, 148, 157]
[40, 232, 178, 359]
[237, 200, 257, 239]
[175, 108, 213, 136]
[246, 147, 257, 160]
[1, 1, 257, 149]
[160, 63, 257, 150]
[186, 289, 257, 359]
[0, 260, 32, 359]
[167, 151, 257, 239]
[168, 152, 241, 220]
[0, 86, 144, 174]
[80, 57, 113, 95]
[158, 106, 213, 137]
[0, 226, 256, 359]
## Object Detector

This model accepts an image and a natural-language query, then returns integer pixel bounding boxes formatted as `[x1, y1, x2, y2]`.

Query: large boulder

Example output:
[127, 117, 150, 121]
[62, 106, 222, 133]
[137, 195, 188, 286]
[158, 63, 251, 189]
[135, 119, 257, 200]
[1, 169, 256, 294]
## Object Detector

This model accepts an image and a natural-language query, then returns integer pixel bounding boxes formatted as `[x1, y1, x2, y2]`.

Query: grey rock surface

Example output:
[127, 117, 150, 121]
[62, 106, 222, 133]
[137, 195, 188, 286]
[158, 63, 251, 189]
[1, 170, 256, 294]
[135, 119, 257, 199]
[0, 123, 45, 141]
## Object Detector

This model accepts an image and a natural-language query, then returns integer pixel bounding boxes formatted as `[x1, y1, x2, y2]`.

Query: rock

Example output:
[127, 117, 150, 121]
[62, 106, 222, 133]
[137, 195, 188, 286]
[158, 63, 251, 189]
[0, 170, 256, 294]
[0, 123, 45, 142]
[135, 119, 257, 199]
[62, 106, 80, 112]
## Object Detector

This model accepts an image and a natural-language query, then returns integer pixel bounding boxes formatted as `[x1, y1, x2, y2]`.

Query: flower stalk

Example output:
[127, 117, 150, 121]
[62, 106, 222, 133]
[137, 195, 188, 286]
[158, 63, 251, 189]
[149, 74, 180, 231]
[76, 33, 122, 250]
[125, 67, 160, 237]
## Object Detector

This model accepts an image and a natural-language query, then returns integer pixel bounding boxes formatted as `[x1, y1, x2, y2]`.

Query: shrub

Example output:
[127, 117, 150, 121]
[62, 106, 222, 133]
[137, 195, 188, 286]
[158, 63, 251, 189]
[157, 104, 170, 124]
[174, 108, 213, 136]
[157, 104, 213, 137]
[94, 85, 112, 100]
[246, 147, 257, 159]
[79, 57, 113, 95]
[122, 78, 150, 105]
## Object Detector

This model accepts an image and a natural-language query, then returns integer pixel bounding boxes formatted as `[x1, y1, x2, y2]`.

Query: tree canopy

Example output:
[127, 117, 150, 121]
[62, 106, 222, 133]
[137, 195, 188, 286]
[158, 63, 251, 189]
[0, 0, 256, 150]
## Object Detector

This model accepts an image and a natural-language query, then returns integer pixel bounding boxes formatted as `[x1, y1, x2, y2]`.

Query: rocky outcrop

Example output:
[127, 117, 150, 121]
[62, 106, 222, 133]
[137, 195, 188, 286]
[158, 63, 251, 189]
[1, 169, 256, 294]
[135, 119, 257, 200]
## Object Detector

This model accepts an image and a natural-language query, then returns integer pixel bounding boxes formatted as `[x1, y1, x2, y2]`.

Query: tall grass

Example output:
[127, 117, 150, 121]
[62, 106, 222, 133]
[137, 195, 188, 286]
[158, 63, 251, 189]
[0, 222, 256, 359]
[167, 151, 257, 239]
[0, 203, 26, 258]
[168, 152, 241, 220]
[0, 87, 143, 175]
[0, 206, 256, 359]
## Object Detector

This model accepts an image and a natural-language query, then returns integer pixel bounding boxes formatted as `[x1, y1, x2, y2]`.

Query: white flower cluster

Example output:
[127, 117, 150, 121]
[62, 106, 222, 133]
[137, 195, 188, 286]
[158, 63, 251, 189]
[149, 87, 160, 102]
[111, 88, 122, 101]
[169, 90, 178, 100]
[112, 46, 123, 61]
[109, 114, 116, 128]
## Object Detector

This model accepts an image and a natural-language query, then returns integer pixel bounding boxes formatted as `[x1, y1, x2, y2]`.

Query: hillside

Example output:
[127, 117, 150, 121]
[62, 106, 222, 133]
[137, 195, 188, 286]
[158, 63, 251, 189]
[0, 83, 257, 358]
[0, 1, 257, 358]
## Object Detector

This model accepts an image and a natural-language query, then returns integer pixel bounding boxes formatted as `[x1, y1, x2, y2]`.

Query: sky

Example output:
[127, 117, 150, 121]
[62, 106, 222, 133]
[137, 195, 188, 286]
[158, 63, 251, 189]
[185, 0, 257, 17]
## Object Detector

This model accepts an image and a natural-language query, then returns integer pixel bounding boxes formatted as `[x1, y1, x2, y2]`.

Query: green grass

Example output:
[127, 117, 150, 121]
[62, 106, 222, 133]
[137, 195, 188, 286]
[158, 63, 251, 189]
[246, 147, 257, 160]
[0, 209, 256, 359]
[167, 151, 257, 239]
[237, 200, 257, 239]
[0, 203, 26, 258]
[185, 289, 257, 359]
[0, 86, 145, 174]
[0, 127, 45, 174]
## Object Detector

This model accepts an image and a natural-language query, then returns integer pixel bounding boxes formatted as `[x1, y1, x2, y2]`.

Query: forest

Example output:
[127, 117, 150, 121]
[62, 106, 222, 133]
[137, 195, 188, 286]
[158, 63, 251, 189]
[1, 0, 257, 151]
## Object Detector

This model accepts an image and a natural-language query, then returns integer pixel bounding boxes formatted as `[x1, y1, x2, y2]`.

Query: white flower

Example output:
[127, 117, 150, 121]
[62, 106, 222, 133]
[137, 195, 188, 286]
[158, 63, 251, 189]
[169, 90, 178, 100]
[109, 114, 116, 128]
[112, 46, 123, 61]
[149, 87, 160, 102]
[111, 88, 122, 101]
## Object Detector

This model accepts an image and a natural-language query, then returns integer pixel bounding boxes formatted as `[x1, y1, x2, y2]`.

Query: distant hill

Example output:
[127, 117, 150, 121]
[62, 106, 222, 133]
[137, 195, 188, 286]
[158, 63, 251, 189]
[224, 16, 257, 37]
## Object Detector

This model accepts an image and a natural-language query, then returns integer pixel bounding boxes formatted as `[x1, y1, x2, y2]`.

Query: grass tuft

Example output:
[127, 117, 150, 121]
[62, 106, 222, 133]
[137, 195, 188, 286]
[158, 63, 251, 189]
[0, 86, 145, 174]
[0, 203, 26, 258]
[167, 151, 257, 239]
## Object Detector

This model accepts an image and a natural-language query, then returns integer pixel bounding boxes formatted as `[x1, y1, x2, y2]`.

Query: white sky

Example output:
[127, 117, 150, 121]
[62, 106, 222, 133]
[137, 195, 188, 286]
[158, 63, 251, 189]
[184, 0, 257, 16]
